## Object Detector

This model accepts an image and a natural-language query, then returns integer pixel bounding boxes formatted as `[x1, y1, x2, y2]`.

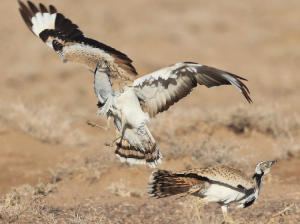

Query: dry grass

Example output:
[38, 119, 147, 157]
[0, 183, 58, 223]
[181, 197, 223, 224]
[275, 141, 300, 160]
[223, 104, 300, 139]
[0, 183, 113, 224]
[0, 100, 89, 146]
[107, 179, 143, 198]
[166, 135, 249, 170]
[0, 197, 113, 224]
[49, 161, 104, 185]
[152, 102, 300, 141]
[151, 112, 249, 169]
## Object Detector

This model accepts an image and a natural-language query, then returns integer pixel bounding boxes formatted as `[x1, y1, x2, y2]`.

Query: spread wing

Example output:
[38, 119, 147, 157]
[18, 1, 137, 80]
[133, 62, 252, 118]
[175, 165, 255, 190]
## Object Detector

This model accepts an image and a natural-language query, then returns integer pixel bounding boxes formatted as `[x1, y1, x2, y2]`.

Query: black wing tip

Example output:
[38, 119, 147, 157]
[27, 1, 39, 14]
[49, 5, 57, 14]
[39, 3, 48, 13]
[238, 79, 252, 104]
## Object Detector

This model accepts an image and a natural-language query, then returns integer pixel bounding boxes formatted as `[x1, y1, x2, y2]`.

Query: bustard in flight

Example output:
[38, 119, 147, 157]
[148, 160, 277, 224]
[18, 1, 252, 168]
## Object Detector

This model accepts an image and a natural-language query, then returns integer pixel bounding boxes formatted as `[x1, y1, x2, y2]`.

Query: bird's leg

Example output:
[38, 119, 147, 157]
[194, 199, 207, 224]
[221, 205, 238, 224]
[86, 113, 111, 131]
[104, 136, 121, 147]
[120, 116, 127, 134]
[105, 113, 125, 147]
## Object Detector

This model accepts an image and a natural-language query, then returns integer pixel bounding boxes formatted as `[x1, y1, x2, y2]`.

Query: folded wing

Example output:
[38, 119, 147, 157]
[175, 165, 255, 190]
[133, 62, 252, 118]
[18, 1, 137, 80]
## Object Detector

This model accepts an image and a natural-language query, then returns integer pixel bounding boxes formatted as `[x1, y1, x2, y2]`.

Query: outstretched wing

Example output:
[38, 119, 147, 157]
[18, 1, 137, 80]
[133, 62, 252, 118]
[175, 165, 255, 190]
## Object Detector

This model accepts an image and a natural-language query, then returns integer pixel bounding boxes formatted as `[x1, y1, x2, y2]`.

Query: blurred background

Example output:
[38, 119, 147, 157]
[0, 0, 299, 223]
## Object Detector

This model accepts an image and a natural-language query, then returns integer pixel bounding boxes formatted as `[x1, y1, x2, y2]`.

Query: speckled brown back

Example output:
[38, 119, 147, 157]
[174, 165, 255, 190]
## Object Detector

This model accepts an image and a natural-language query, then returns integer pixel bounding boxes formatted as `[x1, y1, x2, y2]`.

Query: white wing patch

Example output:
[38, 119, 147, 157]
[31, 12, 56, 36]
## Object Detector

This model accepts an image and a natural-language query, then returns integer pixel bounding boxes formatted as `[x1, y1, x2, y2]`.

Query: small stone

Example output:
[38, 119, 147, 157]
[279, 218, 285, 223]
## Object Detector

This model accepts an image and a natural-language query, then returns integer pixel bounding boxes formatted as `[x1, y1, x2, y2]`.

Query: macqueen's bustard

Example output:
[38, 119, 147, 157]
[148, 161, 277, 224]
[18, 1, 252, 168]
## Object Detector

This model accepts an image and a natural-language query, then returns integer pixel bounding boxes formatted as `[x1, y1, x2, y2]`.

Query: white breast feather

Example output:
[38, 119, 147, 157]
[203, 183, 246, 204]
[114, 88, 149, 129]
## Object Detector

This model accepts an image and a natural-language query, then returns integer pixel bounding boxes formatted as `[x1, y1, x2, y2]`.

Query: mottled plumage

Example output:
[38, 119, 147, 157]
[19, 1, 252, 168]
[148, 161, 277, 223]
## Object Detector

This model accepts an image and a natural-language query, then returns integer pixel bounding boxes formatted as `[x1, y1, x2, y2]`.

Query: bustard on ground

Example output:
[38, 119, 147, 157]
[148, 160, 278, 223]
[18, 1, 252, 168]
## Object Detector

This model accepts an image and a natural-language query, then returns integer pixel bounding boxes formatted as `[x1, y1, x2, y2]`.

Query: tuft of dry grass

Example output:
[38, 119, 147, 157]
[107, 178, 143, 198]
[151, 121, 249, 169]
[274, 141, 300, 160]
[0, 184, 113, 224]
[165, 135, 249, 169]
[0, 183, 58, 223]
[223, 104, 299, 139]
[49, 162, 104, 185]
[0, 196, 113, 224]
[0, 100, 89, 146]
[182, 197, 223, 224]
[6, 183, 57, 205]
[151, 102, 300, 140]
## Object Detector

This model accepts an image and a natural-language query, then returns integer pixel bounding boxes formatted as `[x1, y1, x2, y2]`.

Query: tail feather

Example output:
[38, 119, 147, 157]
[114, 125, 162, 168]
[115, 136, 162, 168]
[148, 170, 205, 199]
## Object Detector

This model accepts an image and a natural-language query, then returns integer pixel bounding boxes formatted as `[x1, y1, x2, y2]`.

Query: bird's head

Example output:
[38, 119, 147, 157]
[96, 60, 110, 73]
[255, 160, 278, 175]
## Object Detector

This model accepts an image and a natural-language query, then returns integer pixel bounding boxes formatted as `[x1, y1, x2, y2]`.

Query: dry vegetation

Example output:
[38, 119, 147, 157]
[275, 141, 300, 160]
[107, 179, 143, 198]
[0, 183, 57, 223]
[0, 101, 89, 146]
[0, 186, 113, 224]
[1, 0, 300, 223]
[152, 102, 300, 140]
[0, 100, 299, 223]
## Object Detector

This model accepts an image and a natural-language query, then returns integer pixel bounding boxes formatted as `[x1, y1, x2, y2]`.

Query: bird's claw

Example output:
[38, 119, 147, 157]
[104, 142, 115, 147]
[86, 120, 95, 127]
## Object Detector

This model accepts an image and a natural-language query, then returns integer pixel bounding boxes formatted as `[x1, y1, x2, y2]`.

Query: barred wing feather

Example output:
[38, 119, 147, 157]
[134, 62, 252, 118]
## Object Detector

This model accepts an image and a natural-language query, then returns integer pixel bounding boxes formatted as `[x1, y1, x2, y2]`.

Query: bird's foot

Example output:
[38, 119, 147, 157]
[104, 142, 115, 147]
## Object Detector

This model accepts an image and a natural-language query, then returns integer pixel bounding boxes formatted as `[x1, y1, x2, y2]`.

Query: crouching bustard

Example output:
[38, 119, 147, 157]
[148, 161, 278, 223]
[18, 1, 252, 168]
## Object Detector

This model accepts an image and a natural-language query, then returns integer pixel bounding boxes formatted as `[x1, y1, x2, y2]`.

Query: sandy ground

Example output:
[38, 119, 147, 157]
[0, 0, 300, 223]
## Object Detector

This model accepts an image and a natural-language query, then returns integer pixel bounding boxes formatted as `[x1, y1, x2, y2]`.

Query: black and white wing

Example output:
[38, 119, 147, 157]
[18, 1, 137, 80]
[134, 62, 252, 118]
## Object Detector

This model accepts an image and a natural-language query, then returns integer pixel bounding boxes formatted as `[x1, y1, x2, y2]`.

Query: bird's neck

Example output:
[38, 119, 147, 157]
[252, 171, 265, 192]
[242, 171, 265, 208]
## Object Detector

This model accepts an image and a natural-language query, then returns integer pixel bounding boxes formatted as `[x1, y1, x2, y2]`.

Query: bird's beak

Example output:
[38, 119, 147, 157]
[271, 160, 278, 166]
